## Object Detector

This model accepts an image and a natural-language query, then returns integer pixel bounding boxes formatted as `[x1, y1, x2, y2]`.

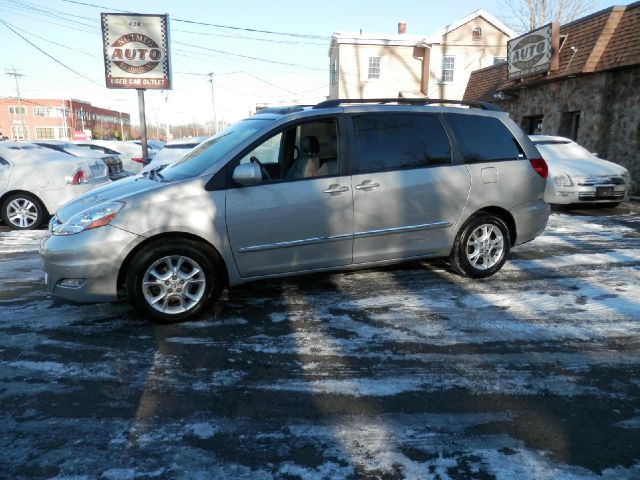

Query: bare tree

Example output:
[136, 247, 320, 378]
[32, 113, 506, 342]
[499, 0, 599, 33]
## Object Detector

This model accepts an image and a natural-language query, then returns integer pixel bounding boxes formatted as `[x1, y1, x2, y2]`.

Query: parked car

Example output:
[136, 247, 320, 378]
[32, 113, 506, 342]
[530, 135, 632, 207]
[41, 99, 550, 323]
[0, 143, 110, 230]
[33, 140, 127, 181]
[73, 140, 158, 174]
[141, 137, 208, 174]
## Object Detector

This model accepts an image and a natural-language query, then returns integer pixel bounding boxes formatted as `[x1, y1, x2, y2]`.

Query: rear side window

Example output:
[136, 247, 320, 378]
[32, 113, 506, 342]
[444, 113, 523, 163]
[352, 114, 451, 173]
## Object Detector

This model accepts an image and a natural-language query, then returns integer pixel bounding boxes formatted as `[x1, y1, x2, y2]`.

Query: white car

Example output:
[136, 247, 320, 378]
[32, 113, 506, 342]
[0, 143, 110, 230]
[141, 137, 207, 174]
[33, 140, 127, 181]
[73, 140, 159, 174]
[530, 135, 632, 207]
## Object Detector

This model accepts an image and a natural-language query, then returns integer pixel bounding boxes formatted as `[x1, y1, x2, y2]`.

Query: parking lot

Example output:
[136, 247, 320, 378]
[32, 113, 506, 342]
[0, 203, 639, 479]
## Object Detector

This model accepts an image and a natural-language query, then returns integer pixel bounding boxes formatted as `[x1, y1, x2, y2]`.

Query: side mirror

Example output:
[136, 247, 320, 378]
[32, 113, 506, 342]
[232, 162, 262, 186]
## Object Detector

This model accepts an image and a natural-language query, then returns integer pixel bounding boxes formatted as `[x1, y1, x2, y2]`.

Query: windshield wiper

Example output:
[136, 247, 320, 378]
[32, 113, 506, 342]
[147, 165, 167, 182]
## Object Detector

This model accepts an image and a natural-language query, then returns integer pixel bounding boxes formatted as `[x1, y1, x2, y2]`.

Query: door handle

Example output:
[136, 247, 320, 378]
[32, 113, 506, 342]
[355, 180, 380, 191]
[323, 184, 349, 195]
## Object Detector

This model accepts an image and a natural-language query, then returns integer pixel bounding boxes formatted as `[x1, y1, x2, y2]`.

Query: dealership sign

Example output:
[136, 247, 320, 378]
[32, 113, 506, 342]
[507, 22, 559, 79]
[101, 13, 172, 89]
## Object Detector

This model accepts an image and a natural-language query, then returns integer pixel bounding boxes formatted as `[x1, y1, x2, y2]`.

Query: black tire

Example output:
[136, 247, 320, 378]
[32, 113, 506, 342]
[126, 238, 224, 324]
[449, 214, 511, 278]
[0, 192, 46, 230]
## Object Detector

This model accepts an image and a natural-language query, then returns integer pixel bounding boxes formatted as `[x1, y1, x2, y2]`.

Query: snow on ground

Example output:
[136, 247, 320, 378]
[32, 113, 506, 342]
[0, 205, 639, 479]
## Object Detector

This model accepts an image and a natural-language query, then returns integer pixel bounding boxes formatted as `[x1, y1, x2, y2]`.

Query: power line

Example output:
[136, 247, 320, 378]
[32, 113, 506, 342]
[57, 0, 330, 40]
[2, 20, 97, 57]
[0, 19, 102, 86]
[174, 40, 325, 71]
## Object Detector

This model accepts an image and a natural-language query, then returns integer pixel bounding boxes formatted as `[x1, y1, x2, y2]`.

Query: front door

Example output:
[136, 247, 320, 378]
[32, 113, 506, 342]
[226, 118, 353, 277]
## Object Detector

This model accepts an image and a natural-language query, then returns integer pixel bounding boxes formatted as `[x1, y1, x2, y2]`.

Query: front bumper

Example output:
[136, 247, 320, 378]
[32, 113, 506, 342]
[40, 225, 142, 302]
[544, 182, 630, 205]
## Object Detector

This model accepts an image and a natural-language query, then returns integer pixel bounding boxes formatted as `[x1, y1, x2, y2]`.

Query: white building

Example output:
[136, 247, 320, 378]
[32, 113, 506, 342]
[328, 10, 517, 100]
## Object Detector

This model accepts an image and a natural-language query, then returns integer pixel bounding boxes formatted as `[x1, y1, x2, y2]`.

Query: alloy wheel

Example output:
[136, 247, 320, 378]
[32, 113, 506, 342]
[465, 223, 504, 270]
[7, 198, 39, 229]
[142, 255, 207, 314]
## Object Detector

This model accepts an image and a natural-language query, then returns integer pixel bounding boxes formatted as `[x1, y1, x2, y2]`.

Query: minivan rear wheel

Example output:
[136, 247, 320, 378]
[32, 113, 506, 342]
[126, 239, 223, 323]
[449, 214, 510, 278]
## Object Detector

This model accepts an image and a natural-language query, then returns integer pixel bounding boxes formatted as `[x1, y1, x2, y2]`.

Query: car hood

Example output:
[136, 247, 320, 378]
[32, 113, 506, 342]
[55, 174, 166, 222]
[546, 156, 628, 178]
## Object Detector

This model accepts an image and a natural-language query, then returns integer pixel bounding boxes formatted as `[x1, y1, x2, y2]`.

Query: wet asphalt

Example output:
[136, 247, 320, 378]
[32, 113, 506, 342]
[0, 203, 639, 479]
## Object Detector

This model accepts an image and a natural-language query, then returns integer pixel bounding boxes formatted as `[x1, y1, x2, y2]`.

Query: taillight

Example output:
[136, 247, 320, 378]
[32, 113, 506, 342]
[529, 158, 548, 179]
[132, 157, 144, 164]
[67, 168, 88, 185]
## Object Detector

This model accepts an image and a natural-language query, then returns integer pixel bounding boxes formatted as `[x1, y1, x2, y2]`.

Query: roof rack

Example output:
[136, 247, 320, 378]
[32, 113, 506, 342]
[313, 98, 502, 112]
[255, 105, 312, 115]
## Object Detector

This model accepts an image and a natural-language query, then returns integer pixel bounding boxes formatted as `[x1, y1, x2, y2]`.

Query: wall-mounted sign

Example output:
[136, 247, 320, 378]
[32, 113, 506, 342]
[101, 13, 172, 90]
[507, 22, 559, 79]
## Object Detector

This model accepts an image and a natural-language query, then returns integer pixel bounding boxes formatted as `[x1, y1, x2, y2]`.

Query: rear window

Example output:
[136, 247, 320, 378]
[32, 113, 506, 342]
[352, 114, 451, 173]
[533, 140, 593, 161]
[445, 114, 523, 163]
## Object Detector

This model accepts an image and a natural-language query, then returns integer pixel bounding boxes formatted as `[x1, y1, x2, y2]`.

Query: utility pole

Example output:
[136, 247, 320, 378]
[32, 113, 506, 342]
[5, 66, 27, 139]
[163, 90, 171, 141]
[208, 72, 217, 135]
[60, 99, 68, 140]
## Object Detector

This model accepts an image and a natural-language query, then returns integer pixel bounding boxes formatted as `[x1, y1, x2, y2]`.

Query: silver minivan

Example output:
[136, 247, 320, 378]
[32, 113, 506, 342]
[40, 99, 550, 323]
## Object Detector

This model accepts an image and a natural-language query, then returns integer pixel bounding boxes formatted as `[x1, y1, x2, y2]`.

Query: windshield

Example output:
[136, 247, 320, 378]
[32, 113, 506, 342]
[534, 141, 594, 161]
[161, 118, 274, 181]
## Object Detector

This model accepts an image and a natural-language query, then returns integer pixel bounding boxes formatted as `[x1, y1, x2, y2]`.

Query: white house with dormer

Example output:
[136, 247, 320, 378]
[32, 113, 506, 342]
[328, 10, 517, 100]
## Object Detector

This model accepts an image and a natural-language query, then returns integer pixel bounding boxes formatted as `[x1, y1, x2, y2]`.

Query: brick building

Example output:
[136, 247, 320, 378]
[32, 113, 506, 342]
[463, 3, 640, 193]
[0, 97, 131, 141]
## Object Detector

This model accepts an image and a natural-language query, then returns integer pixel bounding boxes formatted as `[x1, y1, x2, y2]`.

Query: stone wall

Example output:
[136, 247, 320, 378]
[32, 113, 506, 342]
[497, 67, 640, 194]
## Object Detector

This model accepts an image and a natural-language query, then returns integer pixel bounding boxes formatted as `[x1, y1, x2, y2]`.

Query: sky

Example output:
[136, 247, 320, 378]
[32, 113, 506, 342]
[0, 0, 632, 129]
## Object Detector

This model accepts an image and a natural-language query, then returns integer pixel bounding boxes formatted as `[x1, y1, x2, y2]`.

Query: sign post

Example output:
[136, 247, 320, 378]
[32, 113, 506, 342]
[100, 13, 172, 162]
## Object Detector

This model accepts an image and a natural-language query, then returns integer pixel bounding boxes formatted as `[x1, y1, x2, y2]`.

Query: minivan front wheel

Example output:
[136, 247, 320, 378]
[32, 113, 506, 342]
[126, 239, 223, 323]
[450, 214, 510, 278]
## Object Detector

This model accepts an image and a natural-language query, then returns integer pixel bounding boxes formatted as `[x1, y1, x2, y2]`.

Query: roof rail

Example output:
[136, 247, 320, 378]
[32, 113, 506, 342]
[255, 105, 312, 115]
[313, 98, 502, 112]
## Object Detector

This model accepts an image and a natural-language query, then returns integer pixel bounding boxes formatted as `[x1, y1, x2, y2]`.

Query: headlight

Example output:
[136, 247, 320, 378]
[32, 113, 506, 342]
[53, 201, 124, 236]
[553, 174, 573, 187]
[622, 171, 631, 184]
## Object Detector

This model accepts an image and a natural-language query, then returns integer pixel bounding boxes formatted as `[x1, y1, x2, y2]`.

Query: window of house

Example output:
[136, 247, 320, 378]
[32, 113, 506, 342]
[352, 114, 452, 173]
[523, 115, 544, 135]
[330, 60, 339, 85]
[36, 128, 56, 139]
[368, 56, 381, 79]
[34, 107, 54, 117]
[8, 106, 26, 115]
[11, 126, 29, 140]
[58, 127, 70, 139]
[472, 26, 482, 41]
[560, 111, 581, 141]
[442, 56, 455, 82]
[444, 113, 523, 163]
[494, 57, 507, 65]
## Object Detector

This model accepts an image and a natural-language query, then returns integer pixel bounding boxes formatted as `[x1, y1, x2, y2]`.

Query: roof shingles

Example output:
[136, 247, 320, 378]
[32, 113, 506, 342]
[463, 2, 640, 100]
